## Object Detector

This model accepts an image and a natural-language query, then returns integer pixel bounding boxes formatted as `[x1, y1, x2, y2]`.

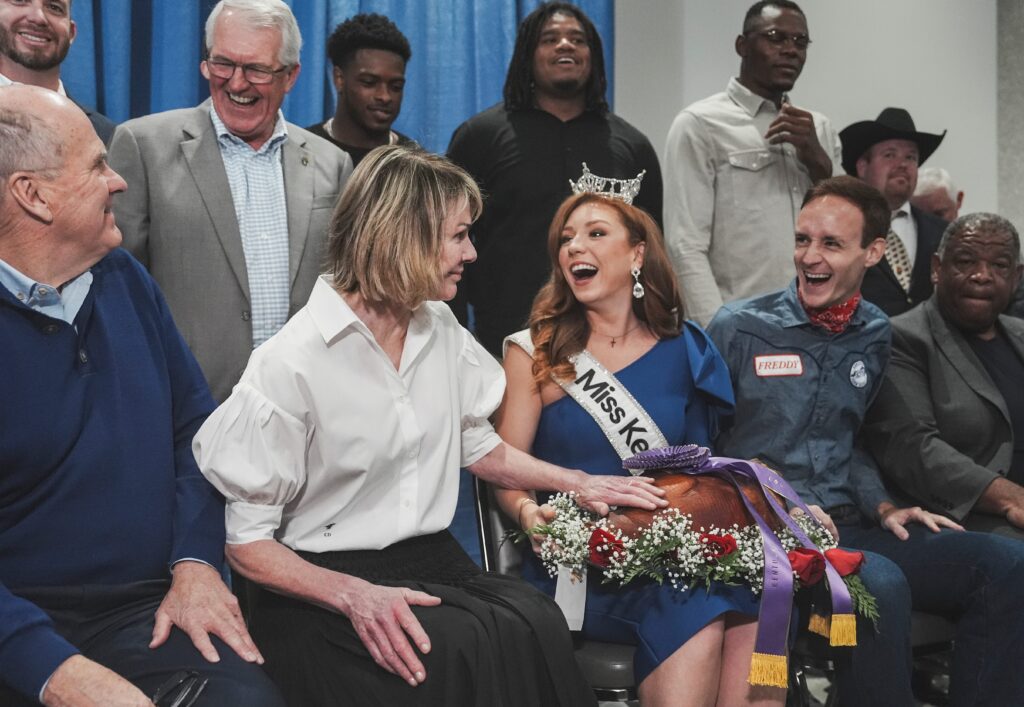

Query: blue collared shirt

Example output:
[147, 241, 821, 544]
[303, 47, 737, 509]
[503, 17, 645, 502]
[209, 106, 290, 348]
[0, 258, 92, 325]
[707, 281, 893, 518]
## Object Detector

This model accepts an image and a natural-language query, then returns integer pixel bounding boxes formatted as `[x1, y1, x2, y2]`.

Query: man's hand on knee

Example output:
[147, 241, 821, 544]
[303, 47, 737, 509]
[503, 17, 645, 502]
[42, 655, 154, 707]
[150, 561, 264, 665]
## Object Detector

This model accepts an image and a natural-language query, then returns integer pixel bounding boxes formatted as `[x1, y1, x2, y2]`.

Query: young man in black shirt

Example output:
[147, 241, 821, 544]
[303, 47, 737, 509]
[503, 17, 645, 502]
[308, 14, 415, 167]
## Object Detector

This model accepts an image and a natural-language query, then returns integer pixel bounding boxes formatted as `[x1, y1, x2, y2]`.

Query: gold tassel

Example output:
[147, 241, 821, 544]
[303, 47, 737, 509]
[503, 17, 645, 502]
[808, 612, 831, 637]
[748, 652, 788, 688]
[829, 613, 857, 646]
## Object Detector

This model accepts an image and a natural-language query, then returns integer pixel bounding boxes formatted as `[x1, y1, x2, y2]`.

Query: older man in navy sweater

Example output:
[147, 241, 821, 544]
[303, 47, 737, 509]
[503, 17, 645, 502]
[0, 87, 282, 706]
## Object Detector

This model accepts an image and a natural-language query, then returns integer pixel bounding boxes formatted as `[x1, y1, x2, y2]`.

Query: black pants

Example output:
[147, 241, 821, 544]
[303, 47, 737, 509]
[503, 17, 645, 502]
[251, 531, 596, 707]
[0, 579, 284, 706]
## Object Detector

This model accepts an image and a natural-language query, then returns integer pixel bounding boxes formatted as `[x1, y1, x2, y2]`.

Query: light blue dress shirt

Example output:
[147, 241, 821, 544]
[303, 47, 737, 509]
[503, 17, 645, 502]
[0, 258, 92, 324]
[209, 107, 291, 348]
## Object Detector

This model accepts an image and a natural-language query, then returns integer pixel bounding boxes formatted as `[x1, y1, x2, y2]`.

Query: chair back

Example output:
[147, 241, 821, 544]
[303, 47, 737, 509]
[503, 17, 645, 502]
[473, 475, 523, 576]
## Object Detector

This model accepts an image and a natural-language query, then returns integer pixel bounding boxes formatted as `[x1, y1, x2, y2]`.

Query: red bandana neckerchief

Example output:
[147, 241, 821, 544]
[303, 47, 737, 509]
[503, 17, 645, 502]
[799, 290, 861, 335]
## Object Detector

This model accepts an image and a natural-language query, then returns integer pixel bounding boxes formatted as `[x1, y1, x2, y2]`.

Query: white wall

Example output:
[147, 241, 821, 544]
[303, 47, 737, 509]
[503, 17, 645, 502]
[615, 0, 998, 213]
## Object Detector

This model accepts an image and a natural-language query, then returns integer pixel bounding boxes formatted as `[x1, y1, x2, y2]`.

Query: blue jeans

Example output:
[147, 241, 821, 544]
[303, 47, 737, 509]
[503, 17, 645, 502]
[836, 520, 1024, 707]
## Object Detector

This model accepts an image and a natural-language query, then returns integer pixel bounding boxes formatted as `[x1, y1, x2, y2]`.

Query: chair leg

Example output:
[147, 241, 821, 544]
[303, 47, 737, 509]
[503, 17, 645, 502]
[787, 660, 811, 707]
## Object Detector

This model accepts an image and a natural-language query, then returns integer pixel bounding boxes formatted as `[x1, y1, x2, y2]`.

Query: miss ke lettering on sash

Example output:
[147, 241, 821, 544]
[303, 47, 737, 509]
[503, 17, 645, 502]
[502, 330, 669, 465]
[575, 367, 654, 454]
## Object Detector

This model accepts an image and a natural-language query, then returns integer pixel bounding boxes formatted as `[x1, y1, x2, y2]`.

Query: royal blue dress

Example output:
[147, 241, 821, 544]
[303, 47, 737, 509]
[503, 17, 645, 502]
[519, 324, 760, 683]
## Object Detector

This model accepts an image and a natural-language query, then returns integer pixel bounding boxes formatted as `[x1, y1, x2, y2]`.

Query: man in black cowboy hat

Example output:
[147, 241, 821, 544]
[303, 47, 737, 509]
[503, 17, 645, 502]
[840, 107, 948, 316]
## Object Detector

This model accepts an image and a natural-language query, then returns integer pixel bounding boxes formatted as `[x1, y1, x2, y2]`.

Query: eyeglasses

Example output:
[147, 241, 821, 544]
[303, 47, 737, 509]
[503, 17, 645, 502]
[750, 29, 812, 50]
[152, 670, 208, 707]
[206, 58, 291, 84]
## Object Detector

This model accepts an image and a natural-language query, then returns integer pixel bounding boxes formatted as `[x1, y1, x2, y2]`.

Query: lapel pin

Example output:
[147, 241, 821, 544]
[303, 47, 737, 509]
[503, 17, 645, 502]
[301, 156, 309, 166]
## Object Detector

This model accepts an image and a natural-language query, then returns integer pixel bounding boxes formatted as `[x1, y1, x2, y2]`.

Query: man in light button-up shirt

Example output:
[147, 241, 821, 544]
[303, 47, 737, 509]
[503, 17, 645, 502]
[664, 0, 841, 326]
[109, 0, 353, 401]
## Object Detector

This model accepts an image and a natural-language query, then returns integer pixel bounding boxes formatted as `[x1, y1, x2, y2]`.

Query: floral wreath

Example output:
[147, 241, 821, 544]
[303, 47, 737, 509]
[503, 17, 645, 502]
[511, 445, 879, 687]
[523, 491, 877, 622]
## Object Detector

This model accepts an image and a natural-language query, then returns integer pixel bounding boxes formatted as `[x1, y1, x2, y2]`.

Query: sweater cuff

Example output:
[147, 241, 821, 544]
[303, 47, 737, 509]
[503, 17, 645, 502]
[1, 623, 79, 701]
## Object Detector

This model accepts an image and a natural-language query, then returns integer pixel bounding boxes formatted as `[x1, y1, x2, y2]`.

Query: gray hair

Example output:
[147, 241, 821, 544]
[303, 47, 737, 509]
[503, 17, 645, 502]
[205, 0, 302, 67]
[0, 107, 62, 199]
[914, 166, 957, 201]
[937, 212, 1020, 263]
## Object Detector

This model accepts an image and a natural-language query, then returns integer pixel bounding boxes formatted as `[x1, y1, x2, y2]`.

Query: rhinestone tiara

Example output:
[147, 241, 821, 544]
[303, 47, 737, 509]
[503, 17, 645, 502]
[568, 162, 646, 205]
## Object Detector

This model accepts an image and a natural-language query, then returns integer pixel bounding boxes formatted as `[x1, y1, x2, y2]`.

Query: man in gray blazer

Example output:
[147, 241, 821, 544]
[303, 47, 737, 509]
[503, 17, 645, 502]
[863, 213, 1024, 538]
[110, 0, 352, 401]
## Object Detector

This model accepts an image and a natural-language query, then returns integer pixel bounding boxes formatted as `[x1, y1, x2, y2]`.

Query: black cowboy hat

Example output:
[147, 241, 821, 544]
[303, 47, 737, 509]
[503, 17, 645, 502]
[839, 107, 946, 175]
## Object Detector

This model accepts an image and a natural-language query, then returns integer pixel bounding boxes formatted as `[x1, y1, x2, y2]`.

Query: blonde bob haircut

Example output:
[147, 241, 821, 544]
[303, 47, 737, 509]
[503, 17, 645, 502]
[326, 144, 482, 309]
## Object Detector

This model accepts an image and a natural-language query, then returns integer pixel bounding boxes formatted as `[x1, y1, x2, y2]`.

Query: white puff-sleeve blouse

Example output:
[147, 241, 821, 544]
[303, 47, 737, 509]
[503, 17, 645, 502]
[193, 277, 505, 552]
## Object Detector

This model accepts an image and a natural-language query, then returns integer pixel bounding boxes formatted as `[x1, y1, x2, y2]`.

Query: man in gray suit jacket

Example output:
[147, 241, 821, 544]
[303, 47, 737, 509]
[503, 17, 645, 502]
[863, 213, 1024, 537]
[110, 0, 352, 401]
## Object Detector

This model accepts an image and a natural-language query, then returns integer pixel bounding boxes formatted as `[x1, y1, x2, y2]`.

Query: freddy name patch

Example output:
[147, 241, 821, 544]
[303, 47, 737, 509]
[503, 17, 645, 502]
[754, 354, 803, 377]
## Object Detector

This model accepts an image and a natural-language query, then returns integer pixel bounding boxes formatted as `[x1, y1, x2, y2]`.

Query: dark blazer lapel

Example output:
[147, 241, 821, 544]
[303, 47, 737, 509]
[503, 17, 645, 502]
[282, 131, 314, 290]
[927, 298, 1011, 425]
[875, 253, 904, 293]
[180, 108, 250, 302]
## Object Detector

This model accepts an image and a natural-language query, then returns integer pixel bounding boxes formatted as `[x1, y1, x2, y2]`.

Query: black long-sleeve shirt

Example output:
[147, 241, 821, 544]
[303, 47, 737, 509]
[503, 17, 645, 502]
[447, 103, 662, 356]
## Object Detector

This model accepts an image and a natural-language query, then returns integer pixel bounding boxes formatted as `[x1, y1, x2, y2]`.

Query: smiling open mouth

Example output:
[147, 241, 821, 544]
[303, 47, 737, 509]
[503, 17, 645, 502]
[803, 272, 832, 285]
[570, 263, 598, 283]
[17, 29, 53, 45]
[228, 93, 257, 105]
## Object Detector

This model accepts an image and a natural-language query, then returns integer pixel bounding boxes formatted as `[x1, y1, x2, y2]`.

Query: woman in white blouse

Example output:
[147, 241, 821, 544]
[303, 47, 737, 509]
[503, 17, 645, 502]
[193, 145, 664, 707]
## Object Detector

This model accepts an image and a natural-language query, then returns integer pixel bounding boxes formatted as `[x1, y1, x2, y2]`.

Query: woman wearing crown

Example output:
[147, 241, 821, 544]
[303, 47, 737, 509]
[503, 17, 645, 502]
[495, 166, 785, 706]
[192, 146, 668, 706]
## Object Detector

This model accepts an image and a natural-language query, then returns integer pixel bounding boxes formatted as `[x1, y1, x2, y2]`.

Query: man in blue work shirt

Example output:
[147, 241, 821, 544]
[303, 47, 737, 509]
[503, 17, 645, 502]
[708, 175, 1024, 706]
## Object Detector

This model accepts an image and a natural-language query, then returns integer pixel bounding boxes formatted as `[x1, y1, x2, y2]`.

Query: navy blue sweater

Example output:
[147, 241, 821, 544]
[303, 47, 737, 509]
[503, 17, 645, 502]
[0, 249, 221, 699]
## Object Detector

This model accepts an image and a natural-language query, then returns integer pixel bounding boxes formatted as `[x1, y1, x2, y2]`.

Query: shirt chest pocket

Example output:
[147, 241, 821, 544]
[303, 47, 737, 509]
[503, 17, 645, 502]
[725, 148, 780, 212]
[743, 351, 815, 422]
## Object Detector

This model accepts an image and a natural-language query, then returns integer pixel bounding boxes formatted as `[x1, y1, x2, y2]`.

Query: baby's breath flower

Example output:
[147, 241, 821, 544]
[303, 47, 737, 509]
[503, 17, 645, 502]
[525, 492, 871, 616]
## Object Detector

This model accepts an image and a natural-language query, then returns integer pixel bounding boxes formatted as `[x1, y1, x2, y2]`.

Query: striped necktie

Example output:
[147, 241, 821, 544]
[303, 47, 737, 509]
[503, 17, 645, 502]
[885, 230, 912, 292]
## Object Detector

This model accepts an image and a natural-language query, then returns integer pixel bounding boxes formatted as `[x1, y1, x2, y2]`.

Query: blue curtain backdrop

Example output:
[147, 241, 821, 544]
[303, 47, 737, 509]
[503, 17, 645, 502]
[62, 0, 614, 154]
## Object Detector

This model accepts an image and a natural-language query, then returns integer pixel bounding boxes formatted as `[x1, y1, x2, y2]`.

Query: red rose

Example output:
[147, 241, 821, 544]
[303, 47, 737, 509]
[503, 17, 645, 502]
[824, 548, 866, 577]
[588, 528, 625, 568]
[788, 548, 825, 585]
[700, 533, 738, 560]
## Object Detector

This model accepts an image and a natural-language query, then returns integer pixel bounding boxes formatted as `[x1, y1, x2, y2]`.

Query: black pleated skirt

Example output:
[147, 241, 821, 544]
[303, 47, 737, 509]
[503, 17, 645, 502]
[250, 530, 596, 707]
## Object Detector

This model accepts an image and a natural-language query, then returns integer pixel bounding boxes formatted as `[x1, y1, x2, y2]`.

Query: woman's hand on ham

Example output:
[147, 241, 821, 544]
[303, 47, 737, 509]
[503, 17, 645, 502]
[573, 473, 667, 516]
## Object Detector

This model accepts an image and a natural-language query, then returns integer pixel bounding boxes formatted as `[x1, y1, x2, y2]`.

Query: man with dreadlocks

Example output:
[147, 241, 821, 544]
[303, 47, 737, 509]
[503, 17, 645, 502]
[447, 1, 661, 357]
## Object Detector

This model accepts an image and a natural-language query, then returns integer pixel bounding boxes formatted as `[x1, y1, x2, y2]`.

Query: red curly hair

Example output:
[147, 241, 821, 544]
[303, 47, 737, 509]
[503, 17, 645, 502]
[527, 193, 683, 383]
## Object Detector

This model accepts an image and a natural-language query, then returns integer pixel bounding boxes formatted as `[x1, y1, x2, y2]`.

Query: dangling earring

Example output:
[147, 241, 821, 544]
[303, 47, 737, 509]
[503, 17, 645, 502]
[631, 266, 645, 299]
